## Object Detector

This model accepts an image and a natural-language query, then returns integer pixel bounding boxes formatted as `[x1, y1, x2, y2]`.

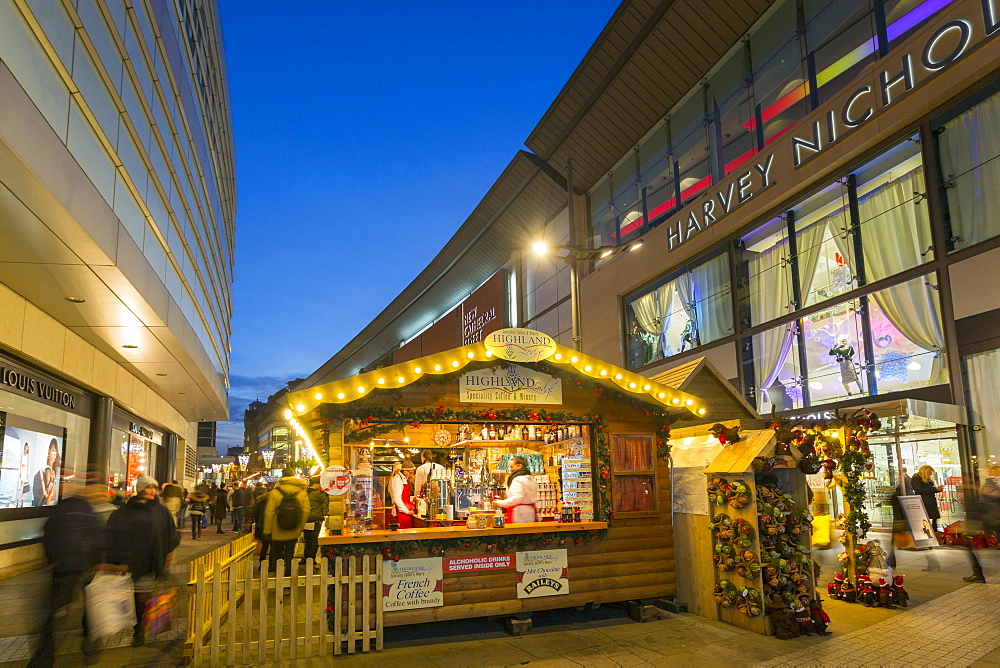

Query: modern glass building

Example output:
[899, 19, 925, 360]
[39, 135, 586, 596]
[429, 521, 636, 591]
[292, 0, 998, 531]
[0, 0, 235, 565]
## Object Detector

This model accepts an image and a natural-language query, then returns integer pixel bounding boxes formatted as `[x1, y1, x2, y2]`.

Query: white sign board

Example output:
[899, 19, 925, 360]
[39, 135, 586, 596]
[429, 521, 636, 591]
[459, 364, 562, 405]
[382, 557, 443, 611]
[898, 495, 938, 548]
[483, 328, 557, 362]
[319, 465, 351, 496]
[516, 549, 568, 599]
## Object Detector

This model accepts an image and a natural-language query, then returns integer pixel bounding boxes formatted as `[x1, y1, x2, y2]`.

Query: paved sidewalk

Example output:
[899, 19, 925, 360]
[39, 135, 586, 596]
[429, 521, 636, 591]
[0, 522, 246, 666]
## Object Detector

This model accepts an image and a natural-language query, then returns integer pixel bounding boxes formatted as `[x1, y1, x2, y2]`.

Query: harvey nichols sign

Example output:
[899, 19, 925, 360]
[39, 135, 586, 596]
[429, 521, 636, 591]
[667, 0, 999, 251]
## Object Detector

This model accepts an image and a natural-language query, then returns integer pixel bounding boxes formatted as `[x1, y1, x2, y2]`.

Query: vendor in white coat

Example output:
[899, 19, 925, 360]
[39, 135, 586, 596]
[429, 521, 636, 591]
[494, 456, 538, 524]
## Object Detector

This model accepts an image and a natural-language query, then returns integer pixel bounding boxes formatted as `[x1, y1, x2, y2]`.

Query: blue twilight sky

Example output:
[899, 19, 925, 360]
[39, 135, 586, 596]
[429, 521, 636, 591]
[215, 1, 621, 450]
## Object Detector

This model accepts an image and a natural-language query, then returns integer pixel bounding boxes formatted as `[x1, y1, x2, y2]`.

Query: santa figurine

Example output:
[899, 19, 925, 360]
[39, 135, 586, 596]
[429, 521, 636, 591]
[838, 576, 856, 603]
[892, 575, 909, 607]
[858, 577, 877, 607]
[827, 572, 844, 598]
[877, 578, 895, 609]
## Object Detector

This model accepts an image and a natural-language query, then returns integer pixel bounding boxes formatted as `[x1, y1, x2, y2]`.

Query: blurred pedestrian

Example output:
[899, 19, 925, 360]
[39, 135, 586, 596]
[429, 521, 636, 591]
[231, 483, 248, 532]
[252, 484, 271, 568]
[302, 476, 327, 568]
[187, 488, 211, 539]
[101, 475, 179, 647]
[912, 465, 943, 534]
[160, 480, 185, 526]
[212, 484, 229, 534]
[964, 466, 1000, 583]
[264, 469, 308, 572]
[28, 482, 106, 667]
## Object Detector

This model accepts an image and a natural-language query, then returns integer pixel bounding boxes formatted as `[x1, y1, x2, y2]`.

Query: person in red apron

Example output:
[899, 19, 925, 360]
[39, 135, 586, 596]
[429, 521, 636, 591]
[495, 456, 538, 524]
[387, 460, 416, 529]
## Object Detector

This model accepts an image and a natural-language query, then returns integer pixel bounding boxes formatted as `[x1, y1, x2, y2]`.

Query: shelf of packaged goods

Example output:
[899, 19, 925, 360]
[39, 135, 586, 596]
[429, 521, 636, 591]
[317, 520, 608, 545]
[444, 438, 588, 448]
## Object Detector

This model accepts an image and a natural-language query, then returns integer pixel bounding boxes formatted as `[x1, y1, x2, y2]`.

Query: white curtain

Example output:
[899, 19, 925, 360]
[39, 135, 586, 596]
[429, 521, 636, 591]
[938, 91, 1000, 249]
[749, 237, 795, 395]
[795, 217, 832, 303]
[858, 169, 946, 385]
[967, 350, 1000, 481]
[630, 282, 675, 358]
[690, 254, 733, 343]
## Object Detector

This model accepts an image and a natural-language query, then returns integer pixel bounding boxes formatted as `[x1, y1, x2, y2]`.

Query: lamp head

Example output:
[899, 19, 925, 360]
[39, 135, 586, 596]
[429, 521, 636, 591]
[531, 241, 549, 256]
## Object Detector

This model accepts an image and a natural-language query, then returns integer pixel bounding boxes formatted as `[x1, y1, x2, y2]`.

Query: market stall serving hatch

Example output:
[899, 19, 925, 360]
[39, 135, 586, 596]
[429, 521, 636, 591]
[284, 328, 718, 626]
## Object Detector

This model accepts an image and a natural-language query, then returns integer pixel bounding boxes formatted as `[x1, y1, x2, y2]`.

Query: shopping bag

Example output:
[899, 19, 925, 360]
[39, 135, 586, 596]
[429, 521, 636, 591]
[142, 582, 177, 636]
[85, 572, 135, 638]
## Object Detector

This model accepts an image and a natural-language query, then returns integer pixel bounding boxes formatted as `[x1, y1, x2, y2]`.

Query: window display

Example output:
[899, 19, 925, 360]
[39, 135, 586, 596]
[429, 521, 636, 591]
[0, 412, 65, 508]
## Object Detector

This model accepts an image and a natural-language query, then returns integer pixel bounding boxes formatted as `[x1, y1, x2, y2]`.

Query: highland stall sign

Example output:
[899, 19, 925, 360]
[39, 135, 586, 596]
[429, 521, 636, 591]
[667, 0, 998, 251]
[459, 364, 562, 405]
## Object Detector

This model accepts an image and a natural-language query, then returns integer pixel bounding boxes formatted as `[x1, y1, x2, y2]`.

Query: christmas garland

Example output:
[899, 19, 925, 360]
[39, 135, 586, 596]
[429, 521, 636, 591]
[320, 404, 615, 523]
[321, 528, 608, 561]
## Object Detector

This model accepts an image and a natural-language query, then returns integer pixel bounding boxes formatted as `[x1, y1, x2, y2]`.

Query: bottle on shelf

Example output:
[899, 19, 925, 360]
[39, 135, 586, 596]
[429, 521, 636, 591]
[521, 425, 529, 440]
[488, 425, 497, 440]
[480, 425, 489, 440]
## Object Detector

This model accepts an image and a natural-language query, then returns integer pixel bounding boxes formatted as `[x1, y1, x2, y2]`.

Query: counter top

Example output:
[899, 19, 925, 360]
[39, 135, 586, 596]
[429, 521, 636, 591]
[317, 521, 607, 545]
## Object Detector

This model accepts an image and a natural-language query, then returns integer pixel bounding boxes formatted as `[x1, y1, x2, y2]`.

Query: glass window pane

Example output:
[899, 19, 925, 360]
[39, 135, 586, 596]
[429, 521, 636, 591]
[672, 93, 711, 202]
[868, 274, 948, 392]
[884, 0, 954, 50]
[804, 0, 876, 105]
[794, 180, 854, 308]
[746, 323, 803, 414]
[709, 49, 757, 175]
[938, 91, 1000, 251]
[613, 475, 656, 512]
[613, 435, 654, 472]
[687, 253, 733, 345]
[638, 122, 676, 222]
[801, 297, 868, 403]
[742, 217, 793, 326]
[749, 0, 808, 145]
[855, 136, 931, 281]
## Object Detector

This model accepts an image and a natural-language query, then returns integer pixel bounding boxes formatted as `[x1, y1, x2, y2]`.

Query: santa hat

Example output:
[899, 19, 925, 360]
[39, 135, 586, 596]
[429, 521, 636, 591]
[893, 575, 905, 587]
[833, 572, 844, 582]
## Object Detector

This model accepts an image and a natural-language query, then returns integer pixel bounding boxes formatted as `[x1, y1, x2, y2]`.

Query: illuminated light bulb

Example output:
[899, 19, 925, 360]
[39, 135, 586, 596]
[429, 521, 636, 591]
[615, 373, 623, 380]
[643, 384, 651, 391]
[584, 365, 593, 372]
[467, 352, 474, 359]
[404, 437, 410, 443]
[485, 351, 493, 357]
[434, 364, 441, 371]
[831, 431, 841, 439]
[283, 409, 292, 420]
[600, 369, 607, 376]
[414, 367, 422, 374]
[377, 378, 385, 385]
[554, 353, 562, 360]
[295, 404, 305, 412]
[628, 382, 636, 389]
[907, 361, 921, 371]
[314, 393, 323, 400]
[698, 408, 706, 415]
[451, 360, 459, 367]
[685, 399, 693, 406]
[671, 398, 680, 405]
[571, 356, 579, 363]
[657, 392, 665, 399]
[357, 386, 365, 393]
[397, 376, 405, 383]
[337, 392, 345, 400]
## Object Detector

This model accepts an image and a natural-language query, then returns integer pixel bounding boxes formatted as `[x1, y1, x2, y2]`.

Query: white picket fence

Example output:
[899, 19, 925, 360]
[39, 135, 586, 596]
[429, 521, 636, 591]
[186, 543, 383, 666]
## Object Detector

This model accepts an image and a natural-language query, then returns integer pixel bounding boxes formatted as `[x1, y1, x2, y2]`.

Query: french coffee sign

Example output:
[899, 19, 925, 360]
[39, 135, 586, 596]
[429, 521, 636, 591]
[459, 364, 562, 405]
[516, 549, 569, 599]
[382, 557, 443, 611]
[483, 328, 557, 362]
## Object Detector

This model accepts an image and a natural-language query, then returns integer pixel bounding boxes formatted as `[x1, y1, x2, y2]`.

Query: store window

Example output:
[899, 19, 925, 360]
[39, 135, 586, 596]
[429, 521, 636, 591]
[673, 93, 711, 203]
[747, 320, 804, 413]
[638, 122, 676, 224]
[110, 416, 164, 494]
[625, 252, 733, 369]
[611, 434, 656, 513]
[938, 90, 1000, 251]
[794, 180, 855, 309]
[708, 47, 756, 176]
[748, 0, 808, 145]
[966, 348, 1000, 479]
[800, 296, 870, 404]
[741, 216, 793, 327]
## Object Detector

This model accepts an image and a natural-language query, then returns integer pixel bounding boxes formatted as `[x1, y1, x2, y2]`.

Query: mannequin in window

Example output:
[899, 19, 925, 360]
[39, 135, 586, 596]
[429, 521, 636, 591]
[679, 320, 700, 352]
[829, 336, 864, 396]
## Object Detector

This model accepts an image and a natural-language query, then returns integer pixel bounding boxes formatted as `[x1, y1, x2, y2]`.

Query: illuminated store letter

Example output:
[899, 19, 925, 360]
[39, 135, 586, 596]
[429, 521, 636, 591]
[921, 21, 972, 70]
[880, 54, 914, 106]
[792, 121, 823, 167]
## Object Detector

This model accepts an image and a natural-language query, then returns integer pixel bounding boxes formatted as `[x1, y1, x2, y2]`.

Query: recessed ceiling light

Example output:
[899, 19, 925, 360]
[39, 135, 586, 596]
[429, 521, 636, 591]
[65, 296, 86, 303]
[156, 373, 167, 377]
[122, 344, 139, 349]
[178, 392, 186, 395]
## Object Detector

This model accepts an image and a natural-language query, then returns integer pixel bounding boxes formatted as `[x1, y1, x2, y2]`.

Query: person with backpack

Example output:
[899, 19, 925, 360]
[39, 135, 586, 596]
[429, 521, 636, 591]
[263, 469, 309, 573]
[187, 488, 211, 539]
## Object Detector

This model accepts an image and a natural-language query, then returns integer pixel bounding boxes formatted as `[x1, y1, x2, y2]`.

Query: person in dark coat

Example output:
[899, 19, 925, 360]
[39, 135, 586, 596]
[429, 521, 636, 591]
[29, 484, 107, 667]
[252, 484, 271, 567]
[212, 484, 230, 534]
[302, 476, 328, 568]
[912, 465, 943, 533]
[102, 475, 180, 647]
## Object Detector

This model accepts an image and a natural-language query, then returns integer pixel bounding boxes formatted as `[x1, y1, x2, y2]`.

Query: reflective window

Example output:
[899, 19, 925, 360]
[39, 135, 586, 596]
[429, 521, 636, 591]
[741, 216, 793, 327]
[625, 252, 733, 369]
[747, 320, 804, 413]
[938, 90, 1000, 251]
[794, 180, 854, 308]
[804, 0, 877, 105]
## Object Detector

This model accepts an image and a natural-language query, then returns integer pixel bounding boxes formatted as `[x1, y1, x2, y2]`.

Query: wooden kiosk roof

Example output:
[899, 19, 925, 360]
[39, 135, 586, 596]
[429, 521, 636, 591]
[286, 334, 711, 422]
[651, 357, 759, 425]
